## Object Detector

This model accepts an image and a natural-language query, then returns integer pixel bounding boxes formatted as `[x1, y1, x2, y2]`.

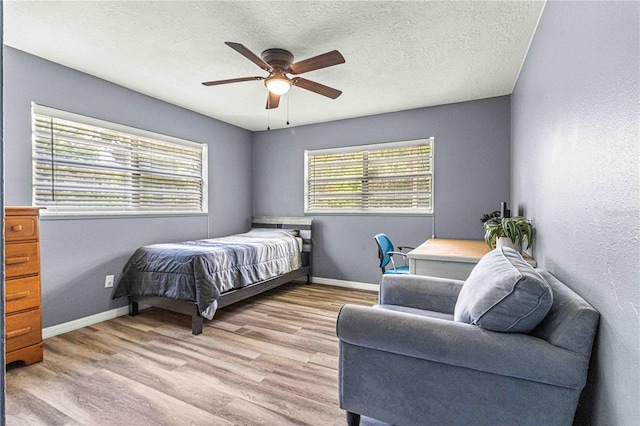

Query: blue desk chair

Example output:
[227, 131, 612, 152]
[374, 233, 414, 275]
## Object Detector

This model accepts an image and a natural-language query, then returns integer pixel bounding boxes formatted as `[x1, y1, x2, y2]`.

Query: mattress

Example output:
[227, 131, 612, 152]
[113, 229, 301, 319]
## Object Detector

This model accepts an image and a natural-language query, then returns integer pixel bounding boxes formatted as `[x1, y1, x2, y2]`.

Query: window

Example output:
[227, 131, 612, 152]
[304, 138, 433, 214]
[32, 104, 208, 216]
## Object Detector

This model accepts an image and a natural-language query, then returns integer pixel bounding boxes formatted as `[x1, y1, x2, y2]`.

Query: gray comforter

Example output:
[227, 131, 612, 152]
[113, 229, 301, 319]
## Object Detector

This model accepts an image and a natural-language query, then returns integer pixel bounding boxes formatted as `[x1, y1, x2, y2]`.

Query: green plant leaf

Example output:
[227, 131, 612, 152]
[485, 216, 536, 249]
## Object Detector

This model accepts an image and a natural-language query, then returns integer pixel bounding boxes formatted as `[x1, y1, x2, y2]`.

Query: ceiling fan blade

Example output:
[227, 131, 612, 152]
[202, 76, 264, 86]
[289, 50, 345, 75]
[225, 42, 273, 73]
[292, 77, 342, 99]
[266, 92, 280, 109]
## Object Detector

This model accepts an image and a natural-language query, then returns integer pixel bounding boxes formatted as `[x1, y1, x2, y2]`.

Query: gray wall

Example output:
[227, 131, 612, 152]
[253, 96, 511, 284]
[3, 47, 254, 327]
[511, 1, 639, 424]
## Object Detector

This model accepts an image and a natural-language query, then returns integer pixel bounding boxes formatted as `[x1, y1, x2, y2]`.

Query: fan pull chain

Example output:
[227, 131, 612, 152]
[286, 92, 290, 126]
[267, 107, 271, 131]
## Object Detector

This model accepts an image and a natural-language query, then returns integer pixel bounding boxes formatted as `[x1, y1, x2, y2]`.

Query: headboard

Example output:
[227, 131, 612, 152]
[251, 216, 313, 270]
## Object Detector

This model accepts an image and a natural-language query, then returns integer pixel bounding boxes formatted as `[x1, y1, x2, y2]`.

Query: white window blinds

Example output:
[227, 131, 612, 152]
[32, 104, 208, 215]
[305, 139, 433, 214]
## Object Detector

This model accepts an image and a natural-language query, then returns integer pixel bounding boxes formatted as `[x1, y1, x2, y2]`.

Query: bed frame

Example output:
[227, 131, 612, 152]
[128, 216, 313, 335]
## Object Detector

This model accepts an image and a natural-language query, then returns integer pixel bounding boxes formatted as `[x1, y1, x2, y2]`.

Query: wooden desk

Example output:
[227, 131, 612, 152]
[407, 239, 536, 280]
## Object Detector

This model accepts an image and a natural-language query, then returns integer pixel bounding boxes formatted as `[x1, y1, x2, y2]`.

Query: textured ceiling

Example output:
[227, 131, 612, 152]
[4, 1, 545, 131]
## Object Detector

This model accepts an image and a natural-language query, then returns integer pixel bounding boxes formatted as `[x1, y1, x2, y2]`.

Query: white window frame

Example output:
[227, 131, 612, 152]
[304, 138, 434, 215]
[32, 103, 208, 217]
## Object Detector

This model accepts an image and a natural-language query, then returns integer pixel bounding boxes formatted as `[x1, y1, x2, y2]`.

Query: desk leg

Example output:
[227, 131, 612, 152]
[409, 258, 416, 274]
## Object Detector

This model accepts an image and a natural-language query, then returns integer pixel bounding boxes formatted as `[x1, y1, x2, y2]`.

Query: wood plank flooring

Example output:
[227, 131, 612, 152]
[5, 283, 388, 426]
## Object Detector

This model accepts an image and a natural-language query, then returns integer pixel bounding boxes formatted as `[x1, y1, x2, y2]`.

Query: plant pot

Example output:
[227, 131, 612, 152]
[496, 237, 521, 253]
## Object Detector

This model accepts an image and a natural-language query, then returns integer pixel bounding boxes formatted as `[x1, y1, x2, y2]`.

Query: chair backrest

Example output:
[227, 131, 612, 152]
[530, 271, 600, 357]
[374, 233, 394, 273]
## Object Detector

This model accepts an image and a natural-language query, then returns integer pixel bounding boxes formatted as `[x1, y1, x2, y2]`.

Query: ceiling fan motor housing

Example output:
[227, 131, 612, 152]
[261, 48, 294, 70]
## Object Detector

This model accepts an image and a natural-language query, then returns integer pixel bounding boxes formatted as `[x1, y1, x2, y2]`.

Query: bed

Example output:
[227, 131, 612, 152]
[112, 216, 312, 334]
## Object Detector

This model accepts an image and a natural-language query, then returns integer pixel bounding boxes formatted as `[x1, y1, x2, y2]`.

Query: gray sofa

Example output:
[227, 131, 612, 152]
[337, 248, 599, 426]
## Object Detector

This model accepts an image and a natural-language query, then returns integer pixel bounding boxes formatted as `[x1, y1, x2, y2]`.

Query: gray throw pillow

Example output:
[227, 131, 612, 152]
[454, 247, 553, 333]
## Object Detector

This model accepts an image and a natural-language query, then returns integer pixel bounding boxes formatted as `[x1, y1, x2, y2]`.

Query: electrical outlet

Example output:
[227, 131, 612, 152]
[105, 275, 115, 288]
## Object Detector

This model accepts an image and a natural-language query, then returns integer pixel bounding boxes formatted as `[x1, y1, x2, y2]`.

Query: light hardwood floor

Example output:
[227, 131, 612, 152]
[6, 283, 387, 426]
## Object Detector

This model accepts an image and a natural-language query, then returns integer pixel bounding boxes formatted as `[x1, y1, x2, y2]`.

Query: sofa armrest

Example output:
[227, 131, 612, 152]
[379, 274, 464, 314]
[337, 304, 589, 390]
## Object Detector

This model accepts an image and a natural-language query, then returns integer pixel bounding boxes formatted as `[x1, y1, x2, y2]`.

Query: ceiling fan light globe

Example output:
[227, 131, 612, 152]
[266, 78, 291, 95]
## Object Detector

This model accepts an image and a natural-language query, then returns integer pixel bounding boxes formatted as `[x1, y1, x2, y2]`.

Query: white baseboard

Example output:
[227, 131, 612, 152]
[311, 276, 379, 292]
[43, 305, 131, 339]
[43, 279, 374, 339]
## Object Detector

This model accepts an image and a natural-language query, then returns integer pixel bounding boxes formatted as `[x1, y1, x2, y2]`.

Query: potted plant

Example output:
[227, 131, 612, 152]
[480, 210, 501, 224]
[483, 216, 536, 252]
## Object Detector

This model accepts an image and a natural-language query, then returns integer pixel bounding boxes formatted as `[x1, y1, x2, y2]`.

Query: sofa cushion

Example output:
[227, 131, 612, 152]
[454, 247, 553, 333]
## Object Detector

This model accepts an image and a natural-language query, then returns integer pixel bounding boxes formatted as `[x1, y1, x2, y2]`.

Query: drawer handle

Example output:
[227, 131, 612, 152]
[6, 256, 30, 265]
[11, 225, 23, 232]
[7, 326, 32, 339]
[7, 291, 31, 301]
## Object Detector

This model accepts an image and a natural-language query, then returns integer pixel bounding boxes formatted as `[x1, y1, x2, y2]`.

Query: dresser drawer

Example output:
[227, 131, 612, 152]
[5, 215, 38, 242]
[6, 276, 41, 314]
[5, 243, 40, 278]
[6, 309, 42, 354]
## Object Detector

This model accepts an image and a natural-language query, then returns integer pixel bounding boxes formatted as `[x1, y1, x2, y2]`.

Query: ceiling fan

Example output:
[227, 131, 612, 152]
[202, 42, 345, 109]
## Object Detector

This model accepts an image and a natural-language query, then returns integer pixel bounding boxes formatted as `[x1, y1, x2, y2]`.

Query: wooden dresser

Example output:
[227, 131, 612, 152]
[5, 207, 43, 365]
